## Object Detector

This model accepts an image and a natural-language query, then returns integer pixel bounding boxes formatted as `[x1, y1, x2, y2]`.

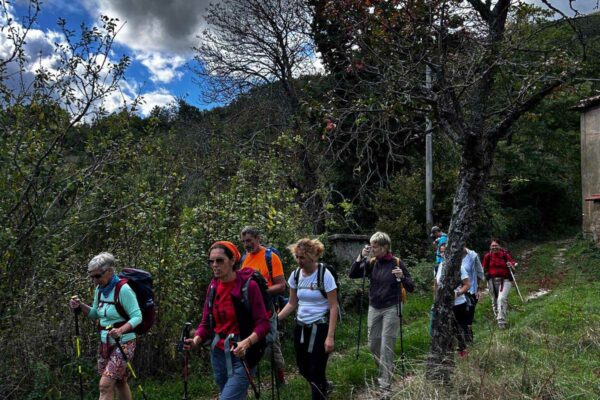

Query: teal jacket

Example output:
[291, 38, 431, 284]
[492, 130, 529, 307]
[88, 283, 142, 344]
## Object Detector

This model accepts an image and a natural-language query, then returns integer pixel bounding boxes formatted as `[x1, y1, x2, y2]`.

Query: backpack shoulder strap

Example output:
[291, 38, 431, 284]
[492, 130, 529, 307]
[241, 273, 253, 309]
[317, 263, 327, 299]
[113, 278, 129, 321]
[293, 267, 301, 287]
[207, 280, 218, 330]
[265, 247, 273, 282]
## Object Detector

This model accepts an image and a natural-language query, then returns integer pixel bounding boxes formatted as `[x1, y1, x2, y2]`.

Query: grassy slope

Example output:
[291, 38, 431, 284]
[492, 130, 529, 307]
[142, 237, 600, 399]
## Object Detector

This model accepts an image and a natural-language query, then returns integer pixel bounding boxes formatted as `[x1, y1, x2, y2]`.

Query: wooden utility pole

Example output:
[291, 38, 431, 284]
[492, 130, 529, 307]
[425, 65, 433, 230]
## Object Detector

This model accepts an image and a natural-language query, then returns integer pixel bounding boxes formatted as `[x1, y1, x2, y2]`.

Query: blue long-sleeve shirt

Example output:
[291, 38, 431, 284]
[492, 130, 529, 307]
[462, 248, 484, 294]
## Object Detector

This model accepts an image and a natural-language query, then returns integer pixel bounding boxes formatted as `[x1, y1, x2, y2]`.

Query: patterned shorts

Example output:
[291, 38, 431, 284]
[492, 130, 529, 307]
[97, 340, 136, 380]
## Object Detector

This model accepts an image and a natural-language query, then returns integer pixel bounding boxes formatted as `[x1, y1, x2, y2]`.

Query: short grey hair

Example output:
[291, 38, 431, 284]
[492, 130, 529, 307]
[87, 252, 116, 273]
[370, 231, 392, 251]
[241, 226, 260, 238]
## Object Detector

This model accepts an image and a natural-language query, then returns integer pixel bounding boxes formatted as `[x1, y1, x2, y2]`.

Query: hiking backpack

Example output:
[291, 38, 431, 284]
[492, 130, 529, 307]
[241, 246, 289, 310]
[292, 262, 343, 319]
[97, 267, 156, 335]
[369, 257, 407, 304]
[206, 269, 278, 368]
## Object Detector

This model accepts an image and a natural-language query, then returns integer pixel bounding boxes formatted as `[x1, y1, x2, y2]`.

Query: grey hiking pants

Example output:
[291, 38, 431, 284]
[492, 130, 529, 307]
[488, 278, 511, 324]
[367, 304, 399, 387]
[263, 333, 285, 372]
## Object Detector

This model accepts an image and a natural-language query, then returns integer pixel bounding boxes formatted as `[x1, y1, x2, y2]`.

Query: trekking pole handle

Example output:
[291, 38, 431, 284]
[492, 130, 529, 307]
[177, 322, 192, 352]
[230, 333, 252, 358]
[70, 295, 82, 314]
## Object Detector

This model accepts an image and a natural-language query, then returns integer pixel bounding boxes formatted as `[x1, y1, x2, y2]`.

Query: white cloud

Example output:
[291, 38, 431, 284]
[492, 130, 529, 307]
[136, 52, 186, 84]
[137, 88, 176, 116]
[0, 7, 166, 119]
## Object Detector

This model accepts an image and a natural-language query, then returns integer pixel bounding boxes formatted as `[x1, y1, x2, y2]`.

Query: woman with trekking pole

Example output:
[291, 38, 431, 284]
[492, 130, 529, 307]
[348, 232, 414, 390]
[184, 241, 270, 400]
[482, 239, 517, 329]
[278, 238, 338, 400]
[68, 252, 142, 400]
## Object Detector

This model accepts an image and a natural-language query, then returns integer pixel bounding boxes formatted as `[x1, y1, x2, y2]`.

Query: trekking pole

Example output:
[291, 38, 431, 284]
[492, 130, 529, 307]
[355, 262, 367, 360]
[177, 322, 192, 400]
[229, 334, 260, 399]
[397, 285, 405, 377]
[270, 343, 280, 400]
[106, 325, 149, 400]
[508, 264, 524, 303]
[71, 296, 84, 400]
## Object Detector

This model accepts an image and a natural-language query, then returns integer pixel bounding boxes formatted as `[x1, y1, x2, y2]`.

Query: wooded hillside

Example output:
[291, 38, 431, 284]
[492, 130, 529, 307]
[1, 1, 599, 398]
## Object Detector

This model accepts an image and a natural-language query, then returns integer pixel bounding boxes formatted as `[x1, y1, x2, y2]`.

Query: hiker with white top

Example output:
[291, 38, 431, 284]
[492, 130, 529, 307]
[278, 238, 338, 400]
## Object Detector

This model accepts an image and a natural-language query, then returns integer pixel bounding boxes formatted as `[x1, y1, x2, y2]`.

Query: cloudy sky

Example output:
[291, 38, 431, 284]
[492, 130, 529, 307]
[4, 0, 599, 116]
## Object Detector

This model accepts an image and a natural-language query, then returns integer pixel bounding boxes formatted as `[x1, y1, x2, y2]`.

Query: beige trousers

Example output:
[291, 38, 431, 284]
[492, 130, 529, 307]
[367, 305, 399, 387]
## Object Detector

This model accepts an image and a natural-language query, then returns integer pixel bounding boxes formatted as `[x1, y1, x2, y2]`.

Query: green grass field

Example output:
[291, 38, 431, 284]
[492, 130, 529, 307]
[136, 237, 600, 399]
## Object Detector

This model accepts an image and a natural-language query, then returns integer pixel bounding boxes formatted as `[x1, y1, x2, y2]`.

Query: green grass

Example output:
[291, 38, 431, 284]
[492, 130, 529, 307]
[139, 237, 600, 399]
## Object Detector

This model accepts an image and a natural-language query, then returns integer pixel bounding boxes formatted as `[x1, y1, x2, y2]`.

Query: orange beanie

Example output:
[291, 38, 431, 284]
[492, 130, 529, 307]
[211, 241, 241, 263]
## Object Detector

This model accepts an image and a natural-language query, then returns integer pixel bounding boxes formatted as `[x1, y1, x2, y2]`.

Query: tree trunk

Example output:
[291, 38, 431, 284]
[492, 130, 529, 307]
[426, 134, 496, 381]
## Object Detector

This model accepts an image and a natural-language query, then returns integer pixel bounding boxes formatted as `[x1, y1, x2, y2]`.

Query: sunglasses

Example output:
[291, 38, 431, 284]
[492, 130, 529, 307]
[89, 270, 106, 279]
[208, 258, 227, 265]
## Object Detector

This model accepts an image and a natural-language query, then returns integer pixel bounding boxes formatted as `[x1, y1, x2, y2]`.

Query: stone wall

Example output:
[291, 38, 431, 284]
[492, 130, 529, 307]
[581, 104, 600, 244]
[328, 234, 370, 267]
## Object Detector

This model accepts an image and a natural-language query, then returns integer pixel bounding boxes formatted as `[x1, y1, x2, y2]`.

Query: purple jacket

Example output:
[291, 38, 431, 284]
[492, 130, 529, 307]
[195, 268, 270, 343]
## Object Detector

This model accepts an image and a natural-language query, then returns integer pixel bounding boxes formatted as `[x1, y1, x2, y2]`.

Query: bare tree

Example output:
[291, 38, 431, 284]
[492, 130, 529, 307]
[192, 0, 337, 233]
[193, 0, 314, 106]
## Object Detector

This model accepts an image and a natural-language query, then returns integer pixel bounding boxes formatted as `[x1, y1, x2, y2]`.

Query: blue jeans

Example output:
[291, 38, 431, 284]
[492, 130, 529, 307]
[211, 348, 254, 400]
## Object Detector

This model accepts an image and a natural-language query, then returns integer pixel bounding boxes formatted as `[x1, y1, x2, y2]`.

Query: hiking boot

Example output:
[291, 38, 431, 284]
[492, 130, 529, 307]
[458, 349, 468, 359]
[276, 370, 286, 387]
[498, 321, 507, 330]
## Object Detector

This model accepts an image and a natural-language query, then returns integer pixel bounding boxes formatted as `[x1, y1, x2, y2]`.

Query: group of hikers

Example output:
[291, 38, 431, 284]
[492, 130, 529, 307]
[68, 225, 519, 400]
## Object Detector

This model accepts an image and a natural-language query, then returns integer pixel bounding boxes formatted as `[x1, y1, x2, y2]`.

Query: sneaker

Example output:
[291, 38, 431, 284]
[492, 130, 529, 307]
[498, 322, 507, 330]
[458, 350, 468, 359]
[327, 380, 334, 395]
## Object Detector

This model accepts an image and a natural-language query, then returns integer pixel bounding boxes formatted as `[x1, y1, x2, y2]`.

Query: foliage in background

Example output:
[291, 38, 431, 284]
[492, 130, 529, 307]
[1, 1, 600, 398]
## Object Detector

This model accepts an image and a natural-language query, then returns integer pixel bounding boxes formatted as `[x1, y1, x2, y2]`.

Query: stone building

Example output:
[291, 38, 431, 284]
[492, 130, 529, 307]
[327, 234, 370, 266]
[575, 94, 600, 243]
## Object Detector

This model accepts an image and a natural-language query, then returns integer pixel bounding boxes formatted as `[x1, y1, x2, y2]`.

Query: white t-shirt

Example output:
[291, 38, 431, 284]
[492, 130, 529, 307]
[435, 262, 469, 306]
[288, 265, 337, 324]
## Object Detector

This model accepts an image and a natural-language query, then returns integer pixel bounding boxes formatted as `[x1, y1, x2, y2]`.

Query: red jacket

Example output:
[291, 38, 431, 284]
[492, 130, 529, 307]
[482, 250, 515, 280]
[195, 269, 270, 345]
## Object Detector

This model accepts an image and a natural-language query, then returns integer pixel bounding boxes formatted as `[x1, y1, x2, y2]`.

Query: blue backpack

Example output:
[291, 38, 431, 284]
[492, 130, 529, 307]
[241, 246, 288, 309]
[240, 246, 281, 281]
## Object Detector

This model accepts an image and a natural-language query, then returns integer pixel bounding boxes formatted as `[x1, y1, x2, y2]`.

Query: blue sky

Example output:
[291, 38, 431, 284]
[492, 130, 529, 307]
[6, 0, 216, 115]
[3, 0, 599, 116]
